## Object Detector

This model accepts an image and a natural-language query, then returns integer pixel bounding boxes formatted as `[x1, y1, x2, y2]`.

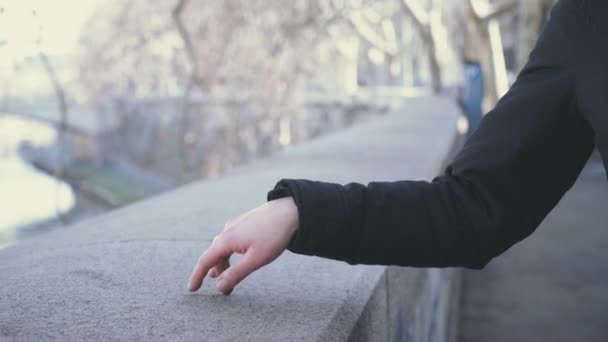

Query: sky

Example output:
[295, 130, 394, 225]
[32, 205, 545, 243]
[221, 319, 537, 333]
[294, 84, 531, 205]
[0, 0, 101, 66]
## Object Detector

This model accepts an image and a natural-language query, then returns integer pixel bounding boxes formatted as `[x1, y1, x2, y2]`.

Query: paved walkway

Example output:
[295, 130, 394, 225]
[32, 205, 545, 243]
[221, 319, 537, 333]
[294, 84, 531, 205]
[459, 159, 608, 341]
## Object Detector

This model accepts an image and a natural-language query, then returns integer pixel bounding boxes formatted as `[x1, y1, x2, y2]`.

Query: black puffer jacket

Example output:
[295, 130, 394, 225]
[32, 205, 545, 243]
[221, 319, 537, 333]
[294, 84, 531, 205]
[268, 0, 608, 269]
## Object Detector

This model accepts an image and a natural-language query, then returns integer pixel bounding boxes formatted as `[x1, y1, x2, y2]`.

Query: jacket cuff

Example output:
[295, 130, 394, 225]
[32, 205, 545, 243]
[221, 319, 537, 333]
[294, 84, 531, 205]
[267, 179, 356, 262]
[267, 179, 312, 256]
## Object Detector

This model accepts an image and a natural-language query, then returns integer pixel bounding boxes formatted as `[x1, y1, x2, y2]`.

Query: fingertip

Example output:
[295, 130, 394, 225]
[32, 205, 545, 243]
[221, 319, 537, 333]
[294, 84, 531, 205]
[188, 270, 205, 292]
[188, 279, 200, 292]
[216, 278, 233, 295]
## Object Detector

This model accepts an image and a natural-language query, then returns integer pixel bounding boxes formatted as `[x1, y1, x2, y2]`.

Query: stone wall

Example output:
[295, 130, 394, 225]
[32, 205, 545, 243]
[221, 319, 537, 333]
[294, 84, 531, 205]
[102, 94, 393, 181]
[0, 96, 462, 341]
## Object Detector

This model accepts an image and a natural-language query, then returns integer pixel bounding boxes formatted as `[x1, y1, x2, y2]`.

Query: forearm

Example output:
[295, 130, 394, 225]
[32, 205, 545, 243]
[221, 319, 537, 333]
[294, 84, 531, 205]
[269, 176, 514, 269]
[268, 0, 594, 269]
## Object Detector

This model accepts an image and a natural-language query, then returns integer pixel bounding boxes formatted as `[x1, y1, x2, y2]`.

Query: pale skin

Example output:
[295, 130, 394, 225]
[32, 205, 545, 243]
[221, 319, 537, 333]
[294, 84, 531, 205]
[188, 196, 299, 295]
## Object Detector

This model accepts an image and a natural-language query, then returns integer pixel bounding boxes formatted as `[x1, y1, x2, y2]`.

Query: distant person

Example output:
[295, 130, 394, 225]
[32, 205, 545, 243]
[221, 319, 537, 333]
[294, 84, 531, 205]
[188, 0, 607, 295]
[461, 60, 484, 136]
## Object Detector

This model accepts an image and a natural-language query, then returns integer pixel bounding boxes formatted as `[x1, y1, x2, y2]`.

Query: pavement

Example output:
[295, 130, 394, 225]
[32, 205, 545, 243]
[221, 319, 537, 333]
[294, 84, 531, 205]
[459, 159, 608, 342]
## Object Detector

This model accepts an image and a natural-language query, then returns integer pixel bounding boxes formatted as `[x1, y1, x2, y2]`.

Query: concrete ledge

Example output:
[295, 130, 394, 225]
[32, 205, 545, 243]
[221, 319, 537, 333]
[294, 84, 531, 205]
[0, 96, 462, 341]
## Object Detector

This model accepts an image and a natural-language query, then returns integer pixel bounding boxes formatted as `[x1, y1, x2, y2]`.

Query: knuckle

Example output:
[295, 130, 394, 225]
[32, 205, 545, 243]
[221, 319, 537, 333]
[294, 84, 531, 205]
[223, 217, 235, 231]
[212, 233, 226, 247]
[219, 228, 236, 242]
[225, 268, 241, 283]
[211, 233, 232, 255]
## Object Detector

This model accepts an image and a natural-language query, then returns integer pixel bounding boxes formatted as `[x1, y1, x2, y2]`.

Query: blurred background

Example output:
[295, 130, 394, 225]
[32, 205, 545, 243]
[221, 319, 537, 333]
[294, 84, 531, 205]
[0, 0, 556, 248]
[6, 2, 608, 342]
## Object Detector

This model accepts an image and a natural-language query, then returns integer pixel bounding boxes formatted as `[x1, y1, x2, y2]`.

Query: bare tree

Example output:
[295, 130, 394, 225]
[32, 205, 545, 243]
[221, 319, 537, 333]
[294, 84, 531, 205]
[34, 7, 70, 224]
[399, 0, 443, 92]
[516, 0, 557, 72]
[80, 0, 554, 180]
[78, 0, 355, 180]
[452, 0, 515, 106]
[171, 0, 201, 181]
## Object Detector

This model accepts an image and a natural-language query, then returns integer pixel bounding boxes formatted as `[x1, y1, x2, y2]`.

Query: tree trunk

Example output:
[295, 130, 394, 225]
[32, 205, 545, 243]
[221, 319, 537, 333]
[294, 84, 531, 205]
[39, 52, 70, 225]
[516, 0, 557, 72]
[400, 0, 443, 93]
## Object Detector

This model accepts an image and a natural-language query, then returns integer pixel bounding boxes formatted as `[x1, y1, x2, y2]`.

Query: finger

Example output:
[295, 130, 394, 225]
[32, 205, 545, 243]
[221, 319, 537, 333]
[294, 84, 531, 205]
[208, 237, 225, 279]
[188, 241, 230, 292]
[216, 250, 261, 295]
[209, 258, 230, 278]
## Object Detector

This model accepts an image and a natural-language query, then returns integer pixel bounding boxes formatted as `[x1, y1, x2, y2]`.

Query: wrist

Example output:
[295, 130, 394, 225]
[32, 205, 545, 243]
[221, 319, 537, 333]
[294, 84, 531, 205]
[273, 196, 299, 236]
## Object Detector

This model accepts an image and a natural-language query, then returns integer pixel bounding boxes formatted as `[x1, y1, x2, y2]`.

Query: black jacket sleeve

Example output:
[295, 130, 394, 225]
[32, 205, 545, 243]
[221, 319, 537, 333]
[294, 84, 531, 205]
[267, 0, 594, 269]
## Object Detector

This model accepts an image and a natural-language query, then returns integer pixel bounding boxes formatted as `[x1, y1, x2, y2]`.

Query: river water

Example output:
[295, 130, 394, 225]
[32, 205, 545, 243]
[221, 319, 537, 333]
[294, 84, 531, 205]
[0, 113, 75, 248]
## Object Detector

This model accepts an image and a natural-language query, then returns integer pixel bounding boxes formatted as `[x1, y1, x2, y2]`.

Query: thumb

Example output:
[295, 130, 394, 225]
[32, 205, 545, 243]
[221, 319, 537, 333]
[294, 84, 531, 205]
[216, 250, 261, 295]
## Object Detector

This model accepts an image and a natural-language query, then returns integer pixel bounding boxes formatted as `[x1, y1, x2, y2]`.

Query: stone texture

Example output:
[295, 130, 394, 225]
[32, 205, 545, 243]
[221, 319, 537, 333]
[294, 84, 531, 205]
[0, 96, 461, 341]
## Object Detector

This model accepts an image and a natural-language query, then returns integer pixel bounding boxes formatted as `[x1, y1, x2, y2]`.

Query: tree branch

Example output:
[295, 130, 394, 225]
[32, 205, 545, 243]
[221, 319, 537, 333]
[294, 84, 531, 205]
[399, 0, 442, 92]
[172, 0, 200, 85]
[470, 0, 517, 22]
[39, 53, 68, 123]
[348, 12, 398, 56]
[39, 52, 69, 225]
[400, 0, 430, 28]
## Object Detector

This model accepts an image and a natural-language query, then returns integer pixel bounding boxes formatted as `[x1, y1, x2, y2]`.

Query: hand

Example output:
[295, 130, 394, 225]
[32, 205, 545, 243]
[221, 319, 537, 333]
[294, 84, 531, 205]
[188, 197, 299, 294]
